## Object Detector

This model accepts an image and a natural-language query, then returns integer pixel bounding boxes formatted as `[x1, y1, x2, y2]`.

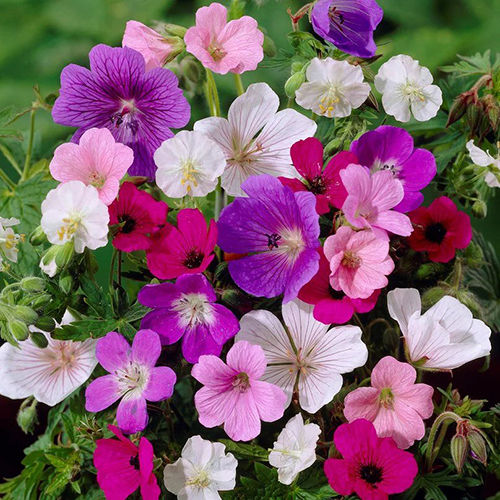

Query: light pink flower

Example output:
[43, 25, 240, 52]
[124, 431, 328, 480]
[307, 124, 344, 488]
[344, 356, 434, 449]
[192, 341, 287, 442]
[49, 128, 133, 206]
[340, 164, 413, 239]
[324, 226, 394, 299]
[184, 2, 264, 75]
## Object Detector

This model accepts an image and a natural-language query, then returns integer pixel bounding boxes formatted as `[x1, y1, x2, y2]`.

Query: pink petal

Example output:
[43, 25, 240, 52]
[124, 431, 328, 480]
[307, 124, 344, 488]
[194, 386, 234, 428]
[324, 458, 353, 496]
[343, 387, 380, 422]
[290, 137, 324, 179]
[96, 331, 131, 372]
[116, 396, 148, 434]
[85, 374, 122, 412]
[251, 380, 286, 422]
[371, 356, 417, 389]
[226, 341, 267, 379]
[334, 419, 378, 460]
[191, 355, 236, 390]
[131, 329, 161, 368]
[142, 366, 176, 402]
[223, 390, 261, 441]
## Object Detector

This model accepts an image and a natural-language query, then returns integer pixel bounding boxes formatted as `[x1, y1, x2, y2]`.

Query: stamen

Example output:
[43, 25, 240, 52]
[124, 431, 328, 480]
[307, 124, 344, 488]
[318, 86, 341, 117]
[341, 250, 361, 269]
[57, 215, 82, 241]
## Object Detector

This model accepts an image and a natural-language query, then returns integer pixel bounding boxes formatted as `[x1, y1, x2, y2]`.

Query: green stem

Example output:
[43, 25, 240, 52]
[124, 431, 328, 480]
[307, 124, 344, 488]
[205, 69, 221, 117]
[214, 181, 223, 220]
[22, 109, 36, 181]
[109, 249, 118, 288]
[233, 73, 245, 96]
[0, 144, 22, 177]
[0, 168, 15, 190]
[431, 421, 451, 464]
[425, 412, 460, 472]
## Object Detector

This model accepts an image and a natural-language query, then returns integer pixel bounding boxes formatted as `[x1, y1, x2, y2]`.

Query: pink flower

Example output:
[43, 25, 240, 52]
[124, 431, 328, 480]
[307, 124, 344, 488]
[324, 419, 418, 500]
[192, 341, 287, 441]
[49, 128, 133, 205]
[341, 164, 413, 239]
[94, 424, 160, 500]
[324, 226, 394, 299]
[184, 2, 264, 74]
[344, 356, 434, 449]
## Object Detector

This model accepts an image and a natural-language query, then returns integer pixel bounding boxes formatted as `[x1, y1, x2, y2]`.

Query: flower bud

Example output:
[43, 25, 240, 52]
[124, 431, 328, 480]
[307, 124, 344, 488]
[421, 287, 447, 308]
[29, 225, 46, 246]
[30, 330, 49, 348]
[54, 242, 74, 268]
[467, 428, 487, 466]
[20, 277, 45, 293]
[285, 71, 306, 98]
[12, 305, 38, 324]
[180, 56, 202, 85]
[263, 34, 277, 58]
[8, 319, 29, 341]
[471, 199, 487, 218]
[450, 434, 468, 473]
[30, 293, 52, 310]
[162, 23, 187, 38]
[480, 94, 499, 132]
[17, 398, 38, 434]
[163, 36, 185, 63]
[58, 274, 73, 295]
[34, 316, 56, 333]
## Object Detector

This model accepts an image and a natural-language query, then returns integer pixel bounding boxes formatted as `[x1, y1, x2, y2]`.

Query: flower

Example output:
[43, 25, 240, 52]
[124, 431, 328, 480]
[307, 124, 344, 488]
[163, 435, 237, 499]
[85, 329, 176, 434]
[407, 196, 472, 263]
[350, 125, 437, 212]
[52, 44, 190, 178]
[299, 247, 380, 324]
[340, 164, 413, 239]
[217, 175, 320, 303]
[194, 82, 317, 196]
[295, 58, 371, 118]
[311, 0, 383, 58]
[41, 181, 109, 253]
[94, 424, 160, 500]
[0, 217, 23, 265]
[236, 298, 367, 413]
[466, 139, 500, 188]
[108, 182, 168, 252]
[184, 2, 264, 74]
[146, 208, 217, 280]
[324, 226, 394, 299]
[269, 413, 321, 485]
[154, 130, 226, 198]
[279, 137, 359, 214]
[324, 419, 418, 500]
[344, 356, 434, 448]
[375, 54, 442, 122]
[138, 274, 239, 363]
[192, 341, 287, 441]
[49, 128, 133, 206]
[387, 288, 491, 370]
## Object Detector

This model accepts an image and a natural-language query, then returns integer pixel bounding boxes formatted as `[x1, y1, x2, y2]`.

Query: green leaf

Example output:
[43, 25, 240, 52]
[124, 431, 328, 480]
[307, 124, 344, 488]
[219, 439, 269, 461]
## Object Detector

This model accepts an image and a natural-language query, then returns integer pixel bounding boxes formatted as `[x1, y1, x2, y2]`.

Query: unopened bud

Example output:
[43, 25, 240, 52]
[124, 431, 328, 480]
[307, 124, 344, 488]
[285, 71, 306, 98]
[29, 225, 46, 246]
[480, 94, 499, 132]
[30, 293, 52, 309]
[421, 287, 447, 308]
[263, 34, 277, 58]
[12, 305, 38, 324]
[17, 398, 38, 434]
[464, 241, 483, 268]
[30, 330, 49, 348]
[163, 36, 185, 63]
[450, 434, 468, 473]
[163, 23, 187, 38]
[20, 277, 45, 293]
[180, 56, 202, 84]
[471, 199, 487, 218]
[8, 319, 29, 341]
[58, 274, 73, 295]
[468, 429, 488, 465]
[34, 316, 56, 333]
[54, 242, 74, 268]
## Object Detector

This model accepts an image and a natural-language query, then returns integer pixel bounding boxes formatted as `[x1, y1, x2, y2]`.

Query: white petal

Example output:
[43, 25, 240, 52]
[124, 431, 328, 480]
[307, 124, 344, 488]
[411, 85, 442, 121]
[387, 288, 422, 335]
[381, 83, 411, 122]
[424, 296, 473, 339]
[466, 140, 496, 167]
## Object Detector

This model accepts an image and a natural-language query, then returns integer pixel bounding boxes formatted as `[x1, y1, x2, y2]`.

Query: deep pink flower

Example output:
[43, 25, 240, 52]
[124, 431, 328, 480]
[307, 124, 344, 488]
[192, 341, 287, 441]
[94, 424, 160, 500]
[344, 356, 434, 448]
[324, 419, 418, 500]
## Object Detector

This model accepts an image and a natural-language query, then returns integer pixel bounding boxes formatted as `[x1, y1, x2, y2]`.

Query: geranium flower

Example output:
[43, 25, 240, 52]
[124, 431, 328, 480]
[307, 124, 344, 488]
[94, 424, 160, 500]
[217, 175, 320, 303]
[375, 54, 442, 122]
[108, 182, 168, 252]
[350, 125, 437, 212]
[0, 217, 22, 265]
[344, 356, 434, 449]
[138, 273, 239, 363]
[163, 435, 237, 498]
[324, 419, 418, 500]
[295, 58, 371, 118]
[466, 139, 500, 188]
[387, 288, 491, 370]
[52, 44, 190, 178]
[184, 2, 264, 74]
[407, 196, 472, 263]
[41, 181, 109, 253]
[324, 226, 394, 299]
[269, 413, 321, 485]
[236, 298, 367, 413]
[311, 0, 383, 58]
[192, 341, 287, 441]
[49, 128, 133, 206]
[194, 83, 317, 196]
[85, 329, 176, 434]
[146, 208, 217, 280]
[154, 130, 226, 198]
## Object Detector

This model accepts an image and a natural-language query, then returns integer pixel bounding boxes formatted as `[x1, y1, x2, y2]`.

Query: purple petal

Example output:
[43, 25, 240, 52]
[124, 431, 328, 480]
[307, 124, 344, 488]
[131, 329, 161, 367]
[283, 247, 320, 303]
[142, 366, 176, 401]
[182, 325, 224, 364]
[138, 282, 179, 308]
[175, 274, 217, 301]
[399, 148, 437, 190]
[116, 396, 148, 434]
[140, 309, 184, 345]
[211, 304, 240, 345]
[394, 190, 424, 213]
[85, 375, 121, 412]
[96, 331, 131, 372]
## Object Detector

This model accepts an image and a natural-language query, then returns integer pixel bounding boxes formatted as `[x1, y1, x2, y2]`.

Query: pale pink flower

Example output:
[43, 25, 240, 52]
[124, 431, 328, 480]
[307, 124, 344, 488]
[49, 128, 133, 206]
[324, 226, 394, 299]
[184, 2, 264, 75]
[343, 356, 434, 449]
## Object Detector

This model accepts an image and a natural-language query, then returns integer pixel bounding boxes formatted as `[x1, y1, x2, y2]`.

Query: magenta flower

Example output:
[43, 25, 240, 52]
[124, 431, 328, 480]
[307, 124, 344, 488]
[192, 341, 287, 441]
[85, 330, 176, 434]
[138, 274, 239, 363]
[52, 44, 190, 178]
[184, 2, 264, 74]
[94, 424, 160, 500]
[324, 419, 418, 500]
[344, 356, 434, 449]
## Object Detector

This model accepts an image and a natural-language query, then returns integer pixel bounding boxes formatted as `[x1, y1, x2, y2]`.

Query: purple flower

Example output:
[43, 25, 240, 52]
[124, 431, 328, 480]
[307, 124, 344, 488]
[52, 44, 190, 178]
[138, 274, 239, 364]
[350, 125, 437, 212]
[311, 0, 383, 58]
[217, 175, 320, 303]
[85, 329, 176, 434]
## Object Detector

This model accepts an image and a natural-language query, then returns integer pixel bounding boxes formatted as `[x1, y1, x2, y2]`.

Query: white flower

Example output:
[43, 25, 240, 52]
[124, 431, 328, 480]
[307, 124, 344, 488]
[154, 130, 227, 198]
[269, 413, 320, 485]
[375, 54, 442, 122]
[295, 58, 371, 118]
[466, 139, 500, 188]
[194, 82, 317, 197]
[164, 435, 237, 500]
[236, 298, 368, 413]
[388, 288, 491, 370]
[41, 181, 109, 253]
[0, 217, 23, 264]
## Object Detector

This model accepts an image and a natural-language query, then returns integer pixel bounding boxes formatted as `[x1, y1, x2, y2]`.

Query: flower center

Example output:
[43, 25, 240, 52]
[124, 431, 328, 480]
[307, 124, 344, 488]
[171, 292, 214, 328]
[88, 171, 106, 189]
[118, 214, 136, 234]
[186, 469, 211, 488]
[341, 250, 361, 269]
[2, 230, 23, 250]
[129, 454, 140, 470]
[57, 214, 82, 241]
[111, 99, 139, 137]
[401, 82, 426, 102]
[308, 175, 326, 195]
[424, 222, 447, 244]
[328, 5, 346, 30]
[372, 159, 401, 178]
[319, 86, 342, 118]
[265, 233, 281, 250]
[181, 159, 199, 193]
[116, 361, 149, 394]
[232, 372, 250, 392]
[379, 387, 394, 409]
[183, 249, 204, 269]
[208, 43, 227, 62]
[278, 227, 305, 262]
[359, 464, 383, 485]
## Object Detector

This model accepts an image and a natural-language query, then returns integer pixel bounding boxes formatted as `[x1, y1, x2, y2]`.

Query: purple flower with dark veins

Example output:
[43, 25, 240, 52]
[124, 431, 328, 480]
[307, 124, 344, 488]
[52, 44, 190, 178]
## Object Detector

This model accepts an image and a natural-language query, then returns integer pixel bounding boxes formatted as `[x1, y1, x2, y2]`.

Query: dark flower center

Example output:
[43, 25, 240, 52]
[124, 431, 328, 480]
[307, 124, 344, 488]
[328, 286, 344, 300]
[359, 464, 383, 485]
[265, 233, 281, 250]
[424, 222, 447, 244]
[111, 100, 139, 137]
[232, 372, 250, 392]
[184, 249, 204, 269]
[308, 175, 326, 195]
[119, 214, 136, 234]
[129, 454, 140, 470]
